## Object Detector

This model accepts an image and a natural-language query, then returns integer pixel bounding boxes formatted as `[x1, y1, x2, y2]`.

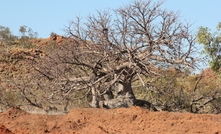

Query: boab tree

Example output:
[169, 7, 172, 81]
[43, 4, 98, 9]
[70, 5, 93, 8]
[36, 0, 198, 110]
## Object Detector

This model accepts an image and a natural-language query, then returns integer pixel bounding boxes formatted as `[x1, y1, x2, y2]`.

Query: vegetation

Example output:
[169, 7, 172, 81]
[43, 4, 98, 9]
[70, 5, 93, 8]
[0, 0, 220, 114]
[36, 0, 199, 110]
[196, 22, 221, 76]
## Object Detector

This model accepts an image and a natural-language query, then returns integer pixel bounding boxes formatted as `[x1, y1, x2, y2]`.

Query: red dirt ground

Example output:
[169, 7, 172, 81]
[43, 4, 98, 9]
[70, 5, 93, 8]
[1, 106, 221, 134]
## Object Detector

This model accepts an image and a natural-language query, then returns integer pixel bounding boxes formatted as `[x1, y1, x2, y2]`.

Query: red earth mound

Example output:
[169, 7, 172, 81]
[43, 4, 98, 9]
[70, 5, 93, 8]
[1, 106, 221, 134]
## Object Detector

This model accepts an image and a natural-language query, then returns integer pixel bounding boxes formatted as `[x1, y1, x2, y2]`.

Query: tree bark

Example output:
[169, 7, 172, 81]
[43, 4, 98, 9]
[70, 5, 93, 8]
[90, 87, 99, 108]
[93, 80, 157, 111]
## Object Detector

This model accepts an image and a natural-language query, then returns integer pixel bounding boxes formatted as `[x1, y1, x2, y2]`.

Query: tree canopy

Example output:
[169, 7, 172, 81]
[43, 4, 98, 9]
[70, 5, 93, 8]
[196, 22, 221, 74]
[34, 0, 198, 109]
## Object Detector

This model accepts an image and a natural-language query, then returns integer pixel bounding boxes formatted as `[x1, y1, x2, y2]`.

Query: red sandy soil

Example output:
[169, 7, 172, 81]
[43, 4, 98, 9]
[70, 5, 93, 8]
[1, 107, 221, 134]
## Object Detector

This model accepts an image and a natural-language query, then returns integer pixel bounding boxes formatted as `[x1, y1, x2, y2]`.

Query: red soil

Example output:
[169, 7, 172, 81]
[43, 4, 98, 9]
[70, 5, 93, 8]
[0, 106, 221, 134]
[0, 124, 13, 134]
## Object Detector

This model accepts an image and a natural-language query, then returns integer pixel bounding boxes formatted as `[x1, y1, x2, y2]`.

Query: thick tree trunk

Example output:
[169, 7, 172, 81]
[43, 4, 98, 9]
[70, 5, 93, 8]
[99, 81, 138, 109]
[91, 79, 157, 111]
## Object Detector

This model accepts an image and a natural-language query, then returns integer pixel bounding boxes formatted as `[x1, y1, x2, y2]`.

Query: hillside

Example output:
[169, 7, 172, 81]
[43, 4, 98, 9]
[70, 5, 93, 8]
[1, 35, 221, 133]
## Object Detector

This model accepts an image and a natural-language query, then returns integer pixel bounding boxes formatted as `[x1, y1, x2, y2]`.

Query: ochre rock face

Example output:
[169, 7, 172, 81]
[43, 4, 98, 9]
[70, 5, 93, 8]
[45, 35, 75, 44]
[46, 35, 64, 43]
[0, 124, 13, 134]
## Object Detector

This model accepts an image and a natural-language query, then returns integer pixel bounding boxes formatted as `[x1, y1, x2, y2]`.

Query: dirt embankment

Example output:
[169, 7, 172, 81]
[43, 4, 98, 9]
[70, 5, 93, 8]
[0, 106, 221, 134]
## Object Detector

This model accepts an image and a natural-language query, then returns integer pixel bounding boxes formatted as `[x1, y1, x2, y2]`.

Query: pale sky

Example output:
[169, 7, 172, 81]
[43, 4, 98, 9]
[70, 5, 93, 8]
[1, 0, 220, 38]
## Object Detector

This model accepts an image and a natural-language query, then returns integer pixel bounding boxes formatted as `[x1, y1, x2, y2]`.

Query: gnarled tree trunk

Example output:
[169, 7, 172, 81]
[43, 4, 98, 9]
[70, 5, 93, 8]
[91, 77, 157, 111]
[101, 81, 136, 109]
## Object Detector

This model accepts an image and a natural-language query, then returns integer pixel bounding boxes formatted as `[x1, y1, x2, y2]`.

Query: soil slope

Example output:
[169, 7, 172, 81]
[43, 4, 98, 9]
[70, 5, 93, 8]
[1, 106, 221, 134]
